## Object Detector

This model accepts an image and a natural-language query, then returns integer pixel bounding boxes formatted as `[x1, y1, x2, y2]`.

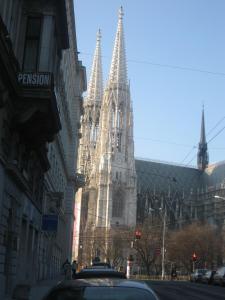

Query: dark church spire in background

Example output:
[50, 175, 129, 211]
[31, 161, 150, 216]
[197, 107, 209, 170]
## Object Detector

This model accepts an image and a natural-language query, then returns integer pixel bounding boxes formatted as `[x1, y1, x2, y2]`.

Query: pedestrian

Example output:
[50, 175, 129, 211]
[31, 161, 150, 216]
[62, 259, 72, 280]
[72, 260, 77, 278]
[171, 268, 177, 280]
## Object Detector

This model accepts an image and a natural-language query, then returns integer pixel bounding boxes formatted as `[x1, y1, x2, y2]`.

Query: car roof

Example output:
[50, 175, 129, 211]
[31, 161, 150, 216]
[85, 265, 112, 269]
[50, 278, 153, 290]
[74, 268, 126, 279]
[92, 262, 111, 267]
[43, 279, 159, 300]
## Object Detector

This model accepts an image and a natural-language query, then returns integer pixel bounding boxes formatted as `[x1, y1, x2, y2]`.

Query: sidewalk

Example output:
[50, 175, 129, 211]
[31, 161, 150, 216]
[29, 276, 64, 300]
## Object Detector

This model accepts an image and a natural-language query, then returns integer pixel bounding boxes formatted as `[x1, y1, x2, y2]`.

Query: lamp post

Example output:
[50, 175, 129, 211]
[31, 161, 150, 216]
[214, 195, 225, 200]
[149, 206, 166, 280]
[161, 208, 166, 280]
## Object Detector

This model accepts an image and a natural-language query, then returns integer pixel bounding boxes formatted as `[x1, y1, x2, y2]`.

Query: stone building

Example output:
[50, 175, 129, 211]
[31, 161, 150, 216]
[74, 7, 136, 264]
[0, 0, 86, 298]
[136, 109, 225, 231]
[74, 8, 225, 267]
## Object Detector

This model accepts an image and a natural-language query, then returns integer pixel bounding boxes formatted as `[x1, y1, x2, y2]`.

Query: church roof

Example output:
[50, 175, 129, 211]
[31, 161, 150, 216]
[135, 158, 202, 195]
[135, 158, 225, 196]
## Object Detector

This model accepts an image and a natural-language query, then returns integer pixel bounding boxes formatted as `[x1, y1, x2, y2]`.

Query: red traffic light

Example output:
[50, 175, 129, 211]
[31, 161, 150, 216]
[155, 247, 161, 256]
[192, 252, 197, 261]
[135, 230, 141, 239]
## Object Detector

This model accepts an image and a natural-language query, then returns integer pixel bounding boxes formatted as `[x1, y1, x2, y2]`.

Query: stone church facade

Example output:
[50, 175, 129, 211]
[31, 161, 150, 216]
[74, 8, 136, 263]
[74, 8, 225, 265]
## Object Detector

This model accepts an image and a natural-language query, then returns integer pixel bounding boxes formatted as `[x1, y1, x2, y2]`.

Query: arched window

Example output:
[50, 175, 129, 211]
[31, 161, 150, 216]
[116, 132, 122, 151]
[112, 187, 125, 217]
[117, 104, 123, 128]
[112, 102, 116, 128]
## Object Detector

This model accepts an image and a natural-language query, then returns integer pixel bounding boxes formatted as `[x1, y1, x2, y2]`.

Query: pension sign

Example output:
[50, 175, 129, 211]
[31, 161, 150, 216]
[18, 72, 51, 87]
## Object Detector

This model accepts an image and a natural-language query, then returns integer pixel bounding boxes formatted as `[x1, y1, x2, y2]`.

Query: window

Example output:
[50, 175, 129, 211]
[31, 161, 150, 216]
[111, 102, 115, 128]
[112, 187, 124, 217]
[23, 17, 42, 71]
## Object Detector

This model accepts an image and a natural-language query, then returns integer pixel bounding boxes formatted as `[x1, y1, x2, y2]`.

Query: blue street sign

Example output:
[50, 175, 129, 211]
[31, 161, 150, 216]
[42, 214, 58, 232]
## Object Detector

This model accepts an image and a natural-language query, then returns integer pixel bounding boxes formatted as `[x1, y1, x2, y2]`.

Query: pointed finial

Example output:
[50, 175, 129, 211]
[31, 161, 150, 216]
[97, 29, 101, 42]
[119, 6, 124, 19]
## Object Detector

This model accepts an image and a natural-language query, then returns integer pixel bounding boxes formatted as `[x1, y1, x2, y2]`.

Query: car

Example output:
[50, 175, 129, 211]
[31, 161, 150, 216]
[73, 268, 126, 279]
[190, 269, 208, 282]
[201, 270, 216, 284]
[43, 278, 160, 300]
[91, 261, 112, 268]
[213, 266, 225, 286]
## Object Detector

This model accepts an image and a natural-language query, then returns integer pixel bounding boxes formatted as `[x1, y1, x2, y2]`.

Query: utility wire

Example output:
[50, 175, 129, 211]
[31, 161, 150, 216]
[79, 52, 225, 77]
[185, 123, 225, 166]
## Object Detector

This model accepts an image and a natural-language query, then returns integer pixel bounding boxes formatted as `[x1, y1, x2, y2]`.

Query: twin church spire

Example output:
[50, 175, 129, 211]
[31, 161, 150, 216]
[108, 7, 127, 86]
[88, 6, 127, 103]
[84, 7, 136, 228]
[86, 29, 103, 104]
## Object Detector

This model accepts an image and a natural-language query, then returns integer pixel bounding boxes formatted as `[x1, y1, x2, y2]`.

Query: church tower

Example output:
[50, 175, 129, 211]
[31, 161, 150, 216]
[73, 30, 103, 260]
[197, 108, 209, 170]
[78, 29, 103, 178]
[95, 7, 137, 228]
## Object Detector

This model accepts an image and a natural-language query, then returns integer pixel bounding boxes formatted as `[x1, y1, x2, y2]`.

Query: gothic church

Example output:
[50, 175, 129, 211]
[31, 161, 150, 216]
[74, 7, 225, 262]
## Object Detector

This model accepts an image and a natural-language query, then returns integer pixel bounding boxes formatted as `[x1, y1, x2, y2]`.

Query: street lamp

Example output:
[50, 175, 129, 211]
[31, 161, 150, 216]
[149, 206, 166, 280]
[161, 208, 166, 280]
[214, 195, 225, 200]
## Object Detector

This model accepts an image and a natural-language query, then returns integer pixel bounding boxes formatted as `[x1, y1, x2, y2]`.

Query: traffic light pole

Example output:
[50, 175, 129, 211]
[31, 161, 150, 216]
[161, 208, 166, 280]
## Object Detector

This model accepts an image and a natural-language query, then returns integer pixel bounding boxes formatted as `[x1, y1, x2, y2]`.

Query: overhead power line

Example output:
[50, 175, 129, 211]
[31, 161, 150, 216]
[185, 123, 225, 166]
[80, 51, 225, 77]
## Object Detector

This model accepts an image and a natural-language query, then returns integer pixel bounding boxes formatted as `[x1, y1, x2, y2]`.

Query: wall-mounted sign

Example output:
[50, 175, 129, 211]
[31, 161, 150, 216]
[42, 214, 58, 232]
[18, 72, 51, 87]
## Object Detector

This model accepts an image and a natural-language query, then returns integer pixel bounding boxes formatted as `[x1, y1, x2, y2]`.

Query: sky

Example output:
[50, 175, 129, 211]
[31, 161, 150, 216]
[74, 0, 225, 167]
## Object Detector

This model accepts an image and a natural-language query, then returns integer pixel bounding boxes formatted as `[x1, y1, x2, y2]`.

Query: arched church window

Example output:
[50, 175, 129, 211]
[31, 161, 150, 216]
[116, 132, 122, 152]
[111, 132, 115, 152]
[112, 187, 124, 217]
[89, 115, 92, 129]
[112, 102, 116, 128]
[117, 104, 123, 128]
[93, 125, 98, 146]
[96, 111, 100, 126]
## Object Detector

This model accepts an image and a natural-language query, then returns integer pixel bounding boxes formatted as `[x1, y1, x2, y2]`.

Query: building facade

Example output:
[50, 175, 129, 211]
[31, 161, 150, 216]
[0, 0, 86, 298]
[136, 108, 225, 231]
[74, 7, 137, 264]
[74, 5, 225, 267]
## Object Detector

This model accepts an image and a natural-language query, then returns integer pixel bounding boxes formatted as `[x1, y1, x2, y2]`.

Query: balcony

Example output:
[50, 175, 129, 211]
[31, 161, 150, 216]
[16, 71, 61, 148]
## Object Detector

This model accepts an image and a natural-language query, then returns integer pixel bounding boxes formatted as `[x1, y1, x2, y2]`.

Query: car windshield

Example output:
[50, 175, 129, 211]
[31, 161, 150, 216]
[48, 287, 156, 300]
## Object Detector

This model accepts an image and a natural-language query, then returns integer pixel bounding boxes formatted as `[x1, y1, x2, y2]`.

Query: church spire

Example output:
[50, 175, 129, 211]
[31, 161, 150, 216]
[108, 6, 127, 86]
[86, 29, 103, 103]
[197, 107, 209, 170]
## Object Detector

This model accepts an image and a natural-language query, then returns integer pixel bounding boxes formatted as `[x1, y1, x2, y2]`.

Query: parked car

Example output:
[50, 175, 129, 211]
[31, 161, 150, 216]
[213, 266, 225, 286]
[74, 268, 126, 279]
[91, 262, 112, 268]
[43, 278, 160, 300]
[190, 269, 208, 282]
[201, 270, 216, 284]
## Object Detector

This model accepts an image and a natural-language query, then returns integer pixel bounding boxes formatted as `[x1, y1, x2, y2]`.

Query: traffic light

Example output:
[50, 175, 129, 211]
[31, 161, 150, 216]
[192, 252, 197, 262]
[135, 230, 141, 239]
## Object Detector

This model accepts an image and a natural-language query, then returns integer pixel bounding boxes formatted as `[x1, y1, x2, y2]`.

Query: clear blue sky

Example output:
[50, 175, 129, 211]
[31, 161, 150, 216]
[74, 0, 225, 166]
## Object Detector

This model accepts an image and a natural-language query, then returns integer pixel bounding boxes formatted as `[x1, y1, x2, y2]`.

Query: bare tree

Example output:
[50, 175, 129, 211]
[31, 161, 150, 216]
[167, 222, 222, 272]
[132, 217, 163, 275]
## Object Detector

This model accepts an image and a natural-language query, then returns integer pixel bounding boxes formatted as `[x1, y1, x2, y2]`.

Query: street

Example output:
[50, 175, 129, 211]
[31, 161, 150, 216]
[146, 281, 225, 300]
